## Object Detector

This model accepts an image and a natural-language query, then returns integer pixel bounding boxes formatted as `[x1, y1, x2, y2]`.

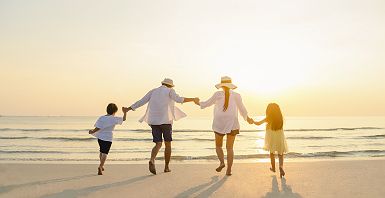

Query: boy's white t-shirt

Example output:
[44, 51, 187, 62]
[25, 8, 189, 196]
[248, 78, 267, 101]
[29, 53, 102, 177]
[93, 115, 123, 142]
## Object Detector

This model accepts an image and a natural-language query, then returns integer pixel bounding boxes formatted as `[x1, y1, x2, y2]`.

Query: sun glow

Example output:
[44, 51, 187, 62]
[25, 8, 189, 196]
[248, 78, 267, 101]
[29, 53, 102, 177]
[212, 36, 317, 96]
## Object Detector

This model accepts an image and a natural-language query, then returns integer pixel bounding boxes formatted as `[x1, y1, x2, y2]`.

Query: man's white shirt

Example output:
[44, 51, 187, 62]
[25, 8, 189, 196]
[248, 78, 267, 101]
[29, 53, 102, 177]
[130, 85, 186, 125]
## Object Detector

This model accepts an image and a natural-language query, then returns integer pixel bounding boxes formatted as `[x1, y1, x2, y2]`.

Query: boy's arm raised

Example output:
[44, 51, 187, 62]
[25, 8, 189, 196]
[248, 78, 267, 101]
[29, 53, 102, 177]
[122, 110, 127, 121]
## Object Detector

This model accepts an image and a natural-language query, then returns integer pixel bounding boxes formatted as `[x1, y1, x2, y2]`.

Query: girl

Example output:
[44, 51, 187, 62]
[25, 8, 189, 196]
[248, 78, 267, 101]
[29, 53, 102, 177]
[249, 103, 288, 178]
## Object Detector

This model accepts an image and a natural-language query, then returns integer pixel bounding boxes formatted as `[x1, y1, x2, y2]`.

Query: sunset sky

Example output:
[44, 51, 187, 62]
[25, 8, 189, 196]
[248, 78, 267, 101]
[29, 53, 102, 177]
[1, 0, 384, 116]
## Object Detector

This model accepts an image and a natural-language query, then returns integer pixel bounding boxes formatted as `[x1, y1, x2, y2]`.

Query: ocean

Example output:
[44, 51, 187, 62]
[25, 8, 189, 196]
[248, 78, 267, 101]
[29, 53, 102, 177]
[0, 116, 384, 163]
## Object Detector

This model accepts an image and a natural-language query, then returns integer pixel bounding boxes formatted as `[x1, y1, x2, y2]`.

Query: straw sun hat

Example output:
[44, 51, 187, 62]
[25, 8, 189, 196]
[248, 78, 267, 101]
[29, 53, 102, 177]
[161, 78, 175, 87]
[215, 76, 237, 89]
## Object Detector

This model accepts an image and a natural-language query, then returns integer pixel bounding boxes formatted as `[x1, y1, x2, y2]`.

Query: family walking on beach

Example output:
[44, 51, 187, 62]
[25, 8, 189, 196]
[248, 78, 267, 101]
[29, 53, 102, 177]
[89, 76, 288, 178]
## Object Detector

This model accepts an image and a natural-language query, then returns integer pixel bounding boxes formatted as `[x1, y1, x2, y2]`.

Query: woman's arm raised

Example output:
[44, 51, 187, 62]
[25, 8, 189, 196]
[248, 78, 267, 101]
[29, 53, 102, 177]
[199, 92, 219, 109]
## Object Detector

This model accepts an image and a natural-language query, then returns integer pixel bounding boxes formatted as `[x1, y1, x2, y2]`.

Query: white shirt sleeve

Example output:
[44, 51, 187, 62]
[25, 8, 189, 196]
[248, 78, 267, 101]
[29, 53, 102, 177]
[200, 92, 219, 109]
[130, 89, 154, 110]
[235, 94, 248, 121]
[114, 117, 123, 125]
[94, 117, 103, 129]
[169, 89, 184, 103]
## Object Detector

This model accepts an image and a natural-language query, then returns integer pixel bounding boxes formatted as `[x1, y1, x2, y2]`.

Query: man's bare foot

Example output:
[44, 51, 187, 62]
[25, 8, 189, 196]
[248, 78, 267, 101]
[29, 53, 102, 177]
[216, 164, 225, 172]
[98, 167, 103, 175]
[270, 167, 275, 172]
[164, 167, 171, 173]
[149, 161, 156, 175]
[101, 166, 105, 171]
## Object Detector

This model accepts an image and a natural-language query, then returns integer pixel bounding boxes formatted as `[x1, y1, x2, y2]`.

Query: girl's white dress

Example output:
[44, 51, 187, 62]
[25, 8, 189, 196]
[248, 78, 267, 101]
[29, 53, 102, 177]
[264, 129, 288, 155]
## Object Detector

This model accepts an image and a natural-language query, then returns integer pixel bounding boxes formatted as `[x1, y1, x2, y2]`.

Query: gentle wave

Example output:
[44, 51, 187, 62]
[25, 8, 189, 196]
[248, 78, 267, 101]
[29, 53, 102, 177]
[1, 135, 384, 142]
[286, 136, 333, 140]
[285, 127, 383, 132]
[0, 127, 383, 133]
[0, 150, 68, 154]
[0, 136, 29, 139]
[300, 150, 385, 157]
[361, 134, 385, 139]
[40, 137, 95, 141]
[1, 150, 384, 161]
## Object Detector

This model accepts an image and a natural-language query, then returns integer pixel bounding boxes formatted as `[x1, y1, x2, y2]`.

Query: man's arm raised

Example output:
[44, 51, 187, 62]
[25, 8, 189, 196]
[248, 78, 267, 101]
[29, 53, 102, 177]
[124, 89, 154, 111]
[183, 97, 199, 103]
[169, 89, 198, 104]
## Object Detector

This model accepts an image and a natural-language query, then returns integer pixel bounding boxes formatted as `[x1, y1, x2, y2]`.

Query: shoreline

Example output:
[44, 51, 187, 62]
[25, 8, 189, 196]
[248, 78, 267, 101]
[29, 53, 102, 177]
[1, 156, 385, 164]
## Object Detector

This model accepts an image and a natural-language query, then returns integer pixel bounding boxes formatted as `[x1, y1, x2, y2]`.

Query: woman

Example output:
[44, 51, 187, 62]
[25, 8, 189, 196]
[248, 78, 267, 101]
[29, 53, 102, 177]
[197, 76, 251, 176]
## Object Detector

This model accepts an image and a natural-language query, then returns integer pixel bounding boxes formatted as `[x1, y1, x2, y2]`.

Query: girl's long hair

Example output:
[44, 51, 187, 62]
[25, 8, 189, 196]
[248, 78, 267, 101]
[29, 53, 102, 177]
[223, 87, 230, 111]
[266, 103, 283, 130]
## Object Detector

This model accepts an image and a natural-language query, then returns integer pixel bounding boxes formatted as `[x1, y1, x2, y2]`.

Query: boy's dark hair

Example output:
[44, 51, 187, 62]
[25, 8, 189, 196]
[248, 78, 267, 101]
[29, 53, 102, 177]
[106, 103, 118, 115]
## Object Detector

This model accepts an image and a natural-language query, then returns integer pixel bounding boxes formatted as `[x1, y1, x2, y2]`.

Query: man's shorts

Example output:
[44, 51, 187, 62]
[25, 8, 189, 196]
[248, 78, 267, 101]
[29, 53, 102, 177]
[150, 124, 172, 142]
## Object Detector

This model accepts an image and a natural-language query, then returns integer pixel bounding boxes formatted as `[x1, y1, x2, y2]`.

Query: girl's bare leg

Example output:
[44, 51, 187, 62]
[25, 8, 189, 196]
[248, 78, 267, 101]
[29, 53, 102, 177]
[278, 154, 284, 168]
[278, 154, 285, 178]
[270, 153, 276, 172]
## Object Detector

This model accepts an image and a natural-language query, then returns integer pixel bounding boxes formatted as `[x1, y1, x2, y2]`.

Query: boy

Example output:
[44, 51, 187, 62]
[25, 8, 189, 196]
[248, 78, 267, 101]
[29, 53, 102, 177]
[89, 103, 127, 175]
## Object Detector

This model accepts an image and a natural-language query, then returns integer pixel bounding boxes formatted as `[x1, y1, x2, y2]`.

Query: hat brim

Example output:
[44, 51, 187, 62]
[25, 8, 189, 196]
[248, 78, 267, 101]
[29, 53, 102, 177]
[162, 81, 175, 87]
[215, 83, 237, 89]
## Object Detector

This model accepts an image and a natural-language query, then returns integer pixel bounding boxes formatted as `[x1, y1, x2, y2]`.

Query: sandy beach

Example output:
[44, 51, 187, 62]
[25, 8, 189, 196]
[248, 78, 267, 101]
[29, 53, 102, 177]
[0, 159, 384, 198]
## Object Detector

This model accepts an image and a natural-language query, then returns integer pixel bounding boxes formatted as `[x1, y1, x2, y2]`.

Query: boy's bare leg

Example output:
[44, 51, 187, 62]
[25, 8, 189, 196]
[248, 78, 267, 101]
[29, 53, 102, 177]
[164, 141, 171, 172]
[99, 153, 104, 171]
[98, 153, 107, 175]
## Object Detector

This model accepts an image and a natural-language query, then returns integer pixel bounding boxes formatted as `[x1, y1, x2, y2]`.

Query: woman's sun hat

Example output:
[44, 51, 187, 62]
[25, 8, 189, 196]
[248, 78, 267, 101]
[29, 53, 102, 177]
[215, 76, 237, 89]
[161, 78, 175, 87]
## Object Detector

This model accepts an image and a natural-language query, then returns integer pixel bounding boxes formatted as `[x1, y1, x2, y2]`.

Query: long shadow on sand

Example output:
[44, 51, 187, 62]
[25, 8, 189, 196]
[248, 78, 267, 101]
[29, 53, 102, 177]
[40, 175, 152, 198]
[0, 174, 96, 195]
[262, 176, 302, 198]
[175, 176, 228, 198]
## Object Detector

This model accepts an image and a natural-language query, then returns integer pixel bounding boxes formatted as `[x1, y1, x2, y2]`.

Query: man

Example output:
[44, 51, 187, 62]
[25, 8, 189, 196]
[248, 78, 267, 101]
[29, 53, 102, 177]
[124, 78, 198, 174]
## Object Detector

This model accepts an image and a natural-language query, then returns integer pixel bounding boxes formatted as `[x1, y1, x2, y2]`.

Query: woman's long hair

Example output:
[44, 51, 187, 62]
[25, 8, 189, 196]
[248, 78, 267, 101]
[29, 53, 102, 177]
[223, 87, 230, 111]
[266, 103, 283, 130]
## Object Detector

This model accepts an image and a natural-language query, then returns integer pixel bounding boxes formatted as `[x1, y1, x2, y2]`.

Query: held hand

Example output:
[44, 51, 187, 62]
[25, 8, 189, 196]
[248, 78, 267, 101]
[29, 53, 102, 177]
[122, 107, 130, 113]
[88, 130, 94, 134]
[193, 98, 200, 106]
[247, 117, 254, 124]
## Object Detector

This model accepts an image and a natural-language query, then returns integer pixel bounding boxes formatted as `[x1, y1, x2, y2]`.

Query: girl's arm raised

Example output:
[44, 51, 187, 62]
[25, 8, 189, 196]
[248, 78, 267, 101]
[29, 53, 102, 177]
[254, 118, 266, 126]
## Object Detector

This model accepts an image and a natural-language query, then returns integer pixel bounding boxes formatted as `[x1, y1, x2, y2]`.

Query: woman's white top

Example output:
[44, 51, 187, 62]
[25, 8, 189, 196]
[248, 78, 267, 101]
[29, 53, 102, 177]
[200, 90, 248, 134]
[93, 115, 123, 142]
[130, 85, 186, 125]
